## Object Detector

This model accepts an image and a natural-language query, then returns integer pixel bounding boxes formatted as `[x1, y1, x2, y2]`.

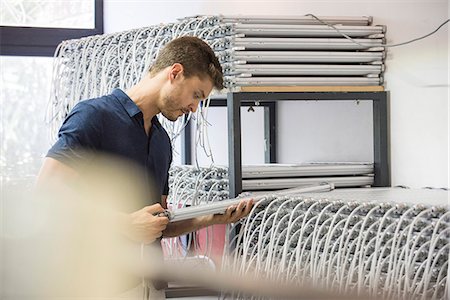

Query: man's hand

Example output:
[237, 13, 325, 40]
[162, 199, 255, 238]
[122, 204, 169, 244]
[210, 199, 255, 225]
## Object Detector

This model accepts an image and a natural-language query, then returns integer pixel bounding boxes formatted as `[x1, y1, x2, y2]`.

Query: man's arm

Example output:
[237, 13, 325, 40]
[162, 197, 254, 238]
[35, 157, 79, 187]
[36, 157, 169, 244]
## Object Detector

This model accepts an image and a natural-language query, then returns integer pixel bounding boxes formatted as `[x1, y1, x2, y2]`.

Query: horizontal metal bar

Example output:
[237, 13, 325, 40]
[228, 64, 382, 76]
[242, 163, 374, 178]
[219, 15, 372, 26]
[205, 98, 275, 107]
[230, 50, 384, 63]
[232, 37, 384, 50]
[0, 26, 103, 56]
[235, 86, 384, 92]
[234, 24, 384, 37]
[242, 176, 374, 190]
[225, 91, 388, 102]
[232, 77, 381, 86]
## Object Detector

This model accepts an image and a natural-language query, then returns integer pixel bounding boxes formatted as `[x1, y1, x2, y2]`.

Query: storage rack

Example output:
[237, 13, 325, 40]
[181, 85, 390, 197]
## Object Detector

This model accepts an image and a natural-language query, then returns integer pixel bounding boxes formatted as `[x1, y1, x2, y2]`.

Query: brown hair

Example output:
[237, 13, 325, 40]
[149, 36, 224, 90]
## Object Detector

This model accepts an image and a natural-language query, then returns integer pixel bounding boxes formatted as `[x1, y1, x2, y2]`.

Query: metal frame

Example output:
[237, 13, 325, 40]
[229, 50, 384, 63]
[226, 91, 390, 197]
[234, 23, 385, 37]
[175, 90, 389, 297]
[243, 176, 373, 190]
[232, 37, 384, 50]
[233, 77, 382, 86]
[181, 99, 276, 165]
[229, 64, 383, 76]
[218, 15, 372, 26]
[242, 163, 374, 178]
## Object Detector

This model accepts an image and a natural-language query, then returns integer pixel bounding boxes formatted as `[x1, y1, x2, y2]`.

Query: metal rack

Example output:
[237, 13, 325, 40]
[181, 85, 390, 197]
[175, 86, 390, 297]
[226, 86, 390, 197]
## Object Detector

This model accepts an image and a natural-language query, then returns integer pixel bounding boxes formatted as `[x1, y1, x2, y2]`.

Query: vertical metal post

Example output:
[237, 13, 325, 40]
[264, 101, 277, 163]
[181, 115, 192, 165]
[372, 91, 390, 186]
[227, 92, 242, 197]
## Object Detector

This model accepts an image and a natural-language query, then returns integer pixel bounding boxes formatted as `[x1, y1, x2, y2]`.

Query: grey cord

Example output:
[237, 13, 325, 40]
[305, 13, 449, 48]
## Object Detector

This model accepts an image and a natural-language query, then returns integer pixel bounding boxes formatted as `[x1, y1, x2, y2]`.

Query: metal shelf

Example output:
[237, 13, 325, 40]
[180, 86, 390, 197]
[225, 87, 390, 197]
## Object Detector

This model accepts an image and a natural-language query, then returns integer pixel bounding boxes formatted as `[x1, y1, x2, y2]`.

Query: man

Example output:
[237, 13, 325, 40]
[36, 36, 253, 297]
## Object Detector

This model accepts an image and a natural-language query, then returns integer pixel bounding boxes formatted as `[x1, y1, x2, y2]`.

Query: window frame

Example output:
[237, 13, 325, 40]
[0, 0, 103, 57]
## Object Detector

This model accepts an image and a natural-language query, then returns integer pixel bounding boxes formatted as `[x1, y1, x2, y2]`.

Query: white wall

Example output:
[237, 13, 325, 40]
[104, 0, 449, 188]
[190, 106, 266, 167]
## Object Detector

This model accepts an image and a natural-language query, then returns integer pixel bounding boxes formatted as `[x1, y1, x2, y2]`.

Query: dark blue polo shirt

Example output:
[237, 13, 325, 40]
[47, 89, 172, 201]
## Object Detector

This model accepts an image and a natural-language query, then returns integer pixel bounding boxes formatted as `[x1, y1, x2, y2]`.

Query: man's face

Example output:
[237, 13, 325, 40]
[161, 73, 214, 122]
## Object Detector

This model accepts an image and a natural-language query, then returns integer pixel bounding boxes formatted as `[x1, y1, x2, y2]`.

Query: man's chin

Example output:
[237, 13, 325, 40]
[162, 113, 179, 122]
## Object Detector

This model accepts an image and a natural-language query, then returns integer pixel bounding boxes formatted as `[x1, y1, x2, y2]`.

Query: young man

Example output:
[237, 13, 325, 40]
[36, 36, 253, 295]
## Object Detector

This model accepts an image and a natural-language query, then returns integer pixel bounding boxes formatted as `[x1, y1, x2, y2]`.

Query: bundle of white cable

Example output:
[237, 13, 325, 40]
[48, 16, 225, 143]
[161, 165, 229, 260]
[167, 165, 229, 206]
[223, 196, 449, 300]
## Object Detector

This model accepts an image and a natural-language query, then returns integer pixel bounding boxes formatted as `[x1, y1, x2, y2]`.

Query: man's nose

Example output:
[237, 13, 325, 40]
[189, 99, 201, 113]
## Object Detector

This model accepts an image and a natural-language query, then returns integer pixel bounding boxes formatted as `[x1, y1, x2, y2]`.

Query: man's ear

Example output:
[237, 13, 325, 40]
[169, 63, 184, 82]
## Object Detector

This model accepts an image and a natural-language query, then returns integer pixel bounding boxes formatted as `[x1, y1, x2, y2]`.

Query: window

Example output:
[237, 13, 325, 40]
[0, 56, 53, 182]
[0, 0, 103, 56]
[0, 0, 103, 183]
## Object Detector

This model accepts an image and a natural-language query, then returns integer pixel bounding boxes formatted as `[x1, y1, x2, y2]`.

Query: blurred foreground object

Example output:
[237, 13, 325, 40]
[1, 154, 153, 299]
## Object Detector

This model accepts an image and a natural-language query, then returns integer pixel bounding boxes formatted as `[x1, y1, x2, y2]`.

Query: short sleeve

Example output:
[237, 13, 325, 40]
[47, 101, 103, 167]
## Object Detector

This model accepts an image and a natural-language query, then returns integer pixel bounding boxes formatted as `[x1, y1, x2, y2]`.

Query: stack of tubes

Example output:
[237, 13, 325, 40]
[48, 15, 386, 143]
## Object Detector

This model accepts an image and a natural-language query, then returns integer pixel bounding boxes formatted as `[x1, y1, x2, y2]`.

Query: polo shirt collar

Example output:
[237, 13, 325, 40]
[151, 115, 162, 129]
[112, 88, 141, 118]
[113, 88, 164, 129]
